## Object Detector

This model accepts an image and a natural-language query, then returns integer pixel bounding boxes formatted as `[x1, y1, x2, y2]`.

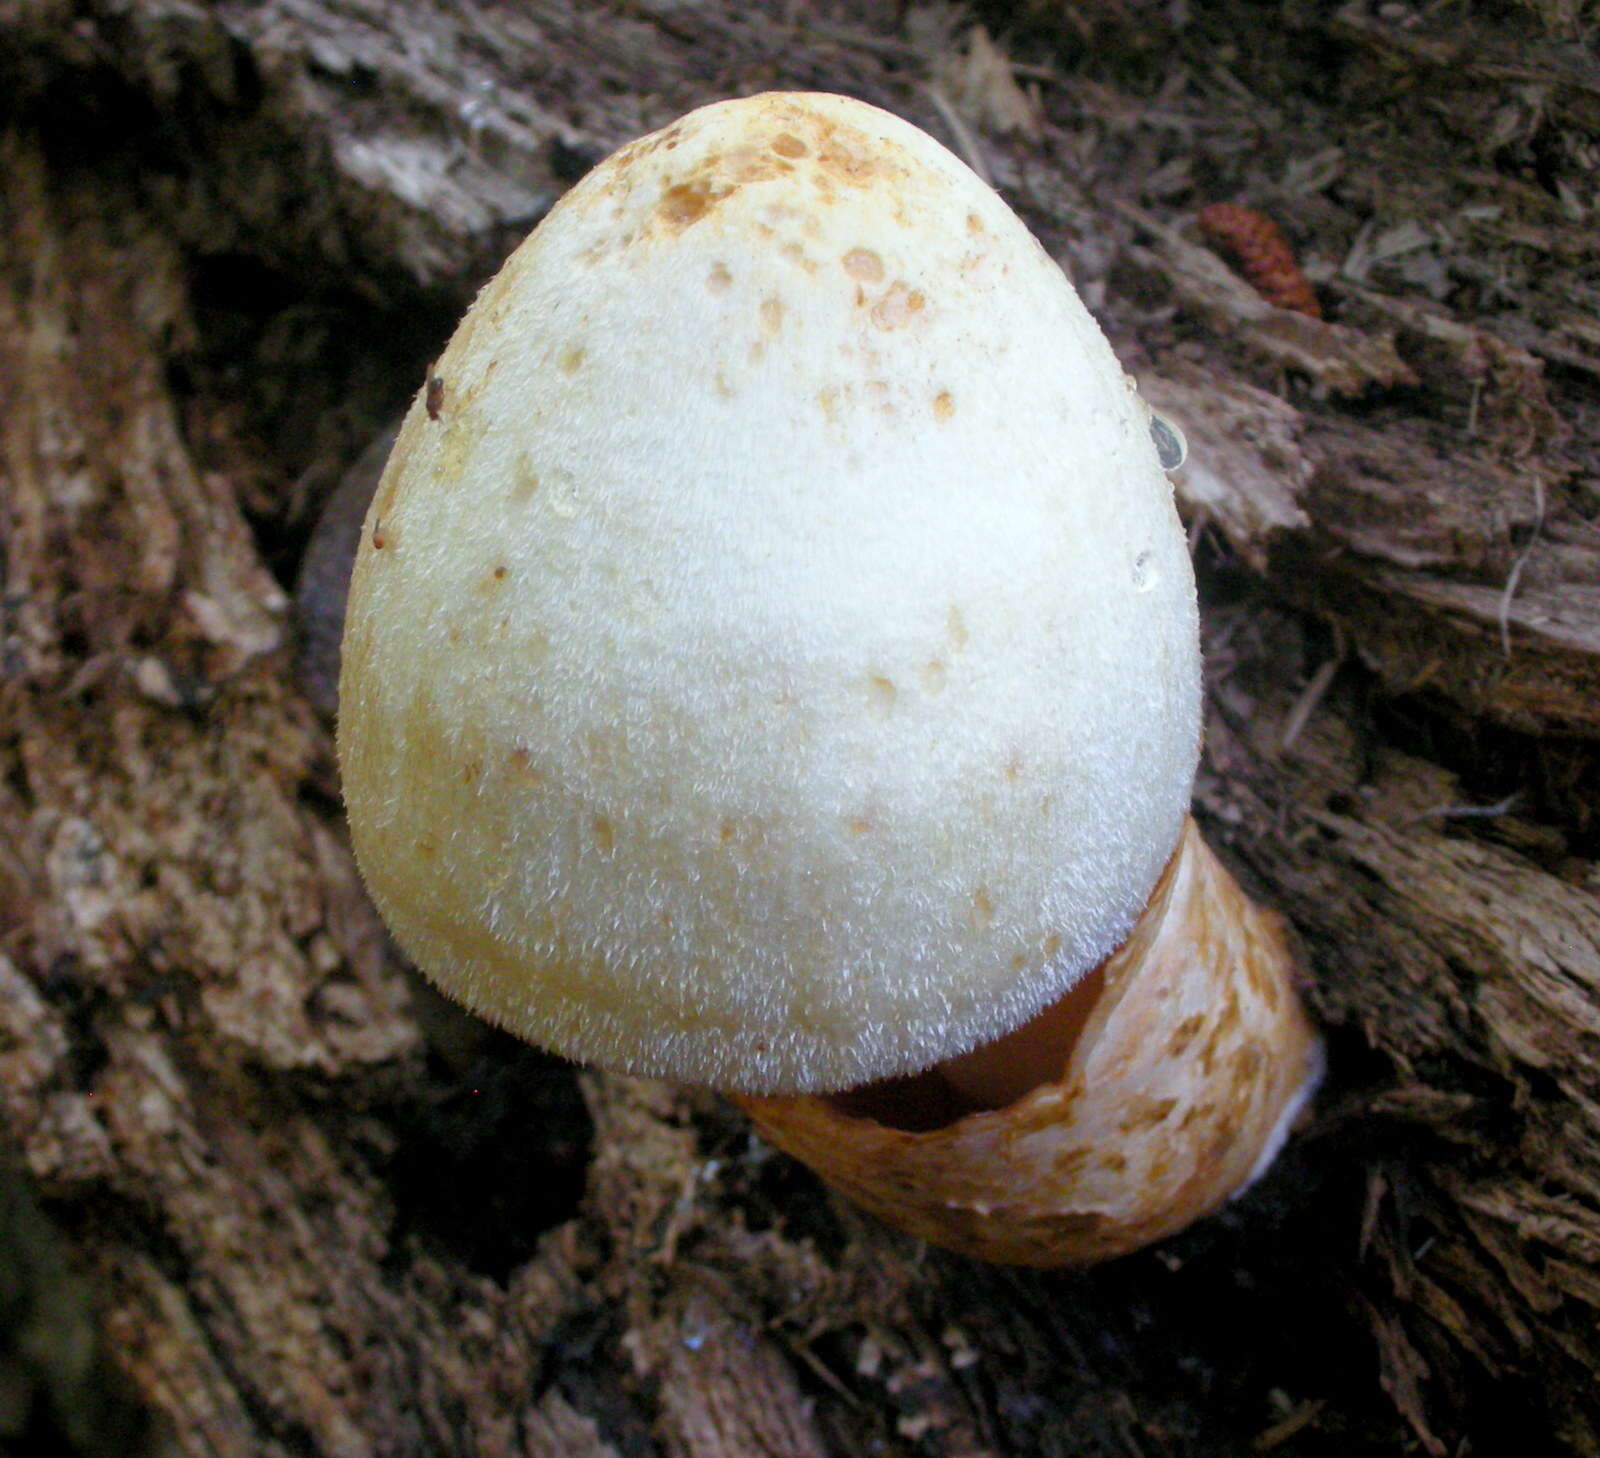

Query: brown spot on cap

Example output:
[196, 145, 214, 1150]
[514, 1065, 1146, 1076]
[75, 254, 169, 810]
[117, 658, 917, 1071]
[759, 295, 784, 335]
[842, 247, 884, 282]
[707, 262, 732, 293]
[771, 133, 808, 159]
[426, 376, 445, 420]
[866, 673, 897, 719]
[593, 815, 615, 853]
[558, 346, 585, 375]
[658, 179, 727, 229]
[511, 454, 539, 502]
[817, 134, 887, 186]
[870, 282, 925, 330]
[933, 391, 954, 421]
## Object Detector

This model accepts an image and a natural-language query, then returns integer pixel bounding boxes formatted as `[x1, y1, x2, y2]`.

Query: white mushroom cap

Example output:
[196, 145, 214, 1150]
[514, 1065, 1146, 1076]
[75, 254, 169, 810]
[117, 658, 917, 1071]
[338, 92, 1201, 1095]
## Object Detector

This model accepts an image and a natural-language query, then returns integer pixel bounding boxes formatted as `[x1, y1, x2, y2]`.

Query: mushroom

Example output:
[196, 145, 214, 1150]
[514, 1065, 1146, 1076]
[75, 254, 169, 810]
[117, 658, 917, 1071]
[338, 92, 1322, 1265]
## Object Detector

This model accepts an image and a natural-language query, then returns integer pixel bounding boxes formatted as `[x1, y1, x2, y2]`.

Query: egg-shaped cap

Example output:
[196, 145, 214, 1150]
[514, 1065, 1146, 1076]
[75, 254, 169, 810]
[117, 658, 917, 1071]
[338, 92, 1201, 1095]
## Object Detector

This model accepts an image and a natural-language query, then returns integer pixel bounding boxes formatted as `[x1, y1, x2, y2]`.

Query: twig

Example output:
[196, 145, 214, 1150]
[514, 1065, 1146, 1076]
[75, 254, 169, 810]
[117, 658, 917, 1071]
[796, 16, 922, 61]
[1254, 1399, 1326, 1451]
[1280, 653, 1342, 752]
[1408, 793, 1522, 824]
[924, 85, 992, 186]
[1496, 470, 1546, 658]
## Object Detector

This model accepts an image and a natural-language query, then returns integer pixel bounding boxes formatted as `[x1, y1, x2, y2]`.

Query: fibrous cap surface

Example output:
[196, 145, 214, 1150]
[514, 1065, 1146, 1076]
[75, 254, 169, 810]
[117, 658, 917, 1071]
[338, 92, 1201, 1094]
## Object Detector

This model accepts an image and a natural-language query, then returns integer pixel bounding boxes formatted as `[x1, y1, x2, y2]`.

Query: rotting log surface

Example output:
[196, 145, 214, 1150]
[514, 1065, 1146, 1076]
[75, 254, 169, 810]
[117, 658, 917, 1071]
[1, 3, 1598, 1455]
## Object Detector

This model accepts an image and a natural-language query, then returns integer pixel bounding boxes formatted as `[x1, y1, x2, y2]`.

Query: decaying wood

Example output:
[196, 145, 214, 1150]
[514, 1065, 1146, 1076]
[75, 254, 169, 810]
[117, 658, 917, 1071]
[1195, 600, 1600, 1455]
[1, 2, 1598, 1456]
[1139, 308, 1599, 740]
[1128, 223, 1418, 395]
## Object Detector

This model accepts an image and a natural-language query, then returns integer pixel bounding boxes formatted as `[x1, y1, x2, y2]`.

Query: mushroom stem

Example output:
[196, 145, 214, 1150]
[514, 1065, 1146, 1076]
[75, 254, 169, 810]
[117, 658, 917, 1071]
[936, 948, 1109, 1113]
[823, 965, 1109, 1131]
[736, 817, 1323, 1267]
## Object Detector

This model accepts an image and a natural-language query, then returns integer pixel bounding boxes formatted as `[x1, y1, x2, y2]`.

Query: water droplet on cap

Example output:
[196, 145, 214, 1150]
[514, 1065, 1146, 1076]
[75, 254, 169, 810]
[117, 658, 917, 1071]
[1148, 410, 1188, 472]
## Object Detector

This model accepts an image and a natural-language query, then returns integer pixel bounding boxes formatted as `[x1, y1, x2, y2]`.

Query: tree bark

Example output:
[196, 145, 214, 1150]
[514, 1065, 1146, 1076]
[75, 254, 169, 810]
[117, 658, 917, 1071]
[2, 2, 1598, 1455]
